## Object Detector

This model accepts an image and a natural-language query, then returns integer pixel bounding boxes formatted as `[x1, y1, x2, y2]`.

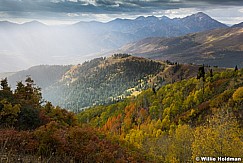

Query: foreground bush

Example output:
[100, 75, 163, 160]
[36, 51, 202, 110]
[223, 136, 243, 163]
[0, 122, 147, 162]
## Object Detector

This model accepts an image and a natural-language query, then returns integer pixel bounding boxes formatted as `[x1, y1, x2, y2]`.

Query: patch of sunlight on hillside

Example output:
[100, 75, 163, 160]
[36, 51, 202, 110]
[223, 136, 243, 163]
[131, 91, 141, 97]
[206, 29, 243, 43]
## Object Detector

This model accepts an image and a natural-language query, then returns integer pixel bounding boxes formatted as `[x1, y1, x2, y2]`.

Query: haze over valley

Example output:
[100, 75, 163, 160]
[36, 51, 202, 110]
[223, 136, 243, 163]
[0, 12, 243, 72]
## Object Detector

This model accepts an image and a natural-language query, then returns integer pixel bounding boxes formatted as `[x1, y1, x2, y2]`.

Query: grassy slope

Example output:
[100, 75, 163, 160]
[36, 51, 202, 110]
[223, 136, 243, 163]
[117, 27, 243, 67]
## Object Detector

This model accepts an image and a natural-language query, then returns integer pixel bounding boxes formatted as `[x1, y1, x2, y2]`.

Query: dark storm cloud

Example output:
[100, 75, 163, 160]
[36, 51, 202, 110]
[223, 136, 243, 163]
[0, 0, 242, 18]
[0, 0, 179, 14]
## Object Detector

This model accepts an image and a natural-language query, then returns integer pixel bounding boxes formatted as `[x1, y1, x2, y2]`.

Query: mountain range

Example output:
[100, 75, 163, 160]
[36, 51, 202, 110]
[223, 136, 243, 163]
[0, 12, 234, 72]
[117, 27, 243, 68]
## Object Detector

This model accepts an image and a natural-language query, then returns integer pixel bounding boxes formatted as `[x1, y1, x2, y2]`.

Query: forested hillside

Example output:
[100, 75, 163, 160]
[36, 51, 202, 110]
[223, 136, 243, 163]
[5, 55, 224, 112]
[44, 54, 165, 111]
[78, 68, 243, 162]
[44, 55, 218, 111]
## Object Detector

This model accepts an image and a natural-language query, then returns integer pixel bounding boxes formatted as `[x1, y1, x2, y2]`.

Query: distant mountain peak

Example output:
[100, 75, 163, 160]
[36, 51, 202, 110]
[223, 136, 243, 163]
[232, 22, 243, 28]
[114, 18, 123, 21]
[22, 20, 46, 27]
[180, 12, 227, 31]
[74, 20, 104, 26]
[0, 20, 12, 23]
[109, 18, 130, 23]
[147, 15, 158, 19]
[0, 21, 19, 26]
[194, 12, 210, 17]
[184, 12, 211, 20]
[159, 16, 170, 21]
[136, 16, 146, 21]
[136, 15, 158, 21]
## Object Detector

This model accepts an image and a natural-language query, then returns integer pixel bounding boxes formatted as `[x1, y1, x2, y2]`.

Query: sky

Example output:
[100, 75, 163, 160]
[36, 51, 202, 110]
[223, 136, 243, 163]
[0, 0, 243, 25]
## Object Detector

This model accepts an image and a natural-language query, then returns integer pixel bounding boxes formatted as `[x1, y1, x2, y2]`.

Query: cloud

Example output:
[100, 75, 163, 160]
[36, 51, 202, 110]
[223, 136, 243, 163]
[0, 0, 242, 24]
[0, 0, 190, 14]
[0, 0, 242, 15]
[239, 8, 243, 13]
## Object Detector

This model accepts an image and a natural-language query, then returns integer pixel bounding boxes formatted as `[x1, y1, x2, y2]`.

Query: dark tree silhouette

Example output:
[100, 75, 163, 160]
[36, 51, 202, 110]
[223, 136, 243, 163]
[235, 65, 238, 72]
[197, 65, 205, 81]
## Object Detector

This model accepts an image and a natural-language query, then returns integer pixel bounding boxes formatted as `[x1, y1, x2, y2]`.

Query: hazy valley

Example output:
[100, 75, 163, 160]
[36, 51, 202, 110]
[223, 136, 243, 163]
[0, 12, 235, 72]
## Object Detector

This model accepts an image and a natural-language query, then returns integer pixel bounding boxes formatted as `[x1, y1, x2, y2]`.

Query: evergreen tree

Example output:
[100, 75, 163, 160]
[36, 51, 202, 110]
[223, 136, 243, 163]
[197, 65, 206, 100]
[1, 78, 11, 91]
[210, 69, 213, 78]
[14, 77, 42, 130]
[0, 78, 13, 102]
[197, 65, 205, 81]
[235, 65, 238, 72]
[0, 99, 20, 127]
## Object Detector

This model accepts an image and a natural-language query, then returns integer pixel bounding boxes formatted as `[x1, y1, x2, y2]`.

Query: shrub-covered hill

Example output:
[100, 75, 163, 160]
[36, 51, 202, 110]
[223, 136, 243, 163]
[77, 68, 243, 162]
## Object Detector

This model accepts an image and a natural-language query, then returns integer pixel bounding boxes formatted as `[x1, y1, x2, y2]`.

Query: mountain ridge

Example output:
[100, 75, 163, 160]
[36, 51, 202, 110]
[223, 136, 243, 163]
[232, 22, 243, 28]
[116, 27, 243, 68]
[4, 54, 218, 111]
